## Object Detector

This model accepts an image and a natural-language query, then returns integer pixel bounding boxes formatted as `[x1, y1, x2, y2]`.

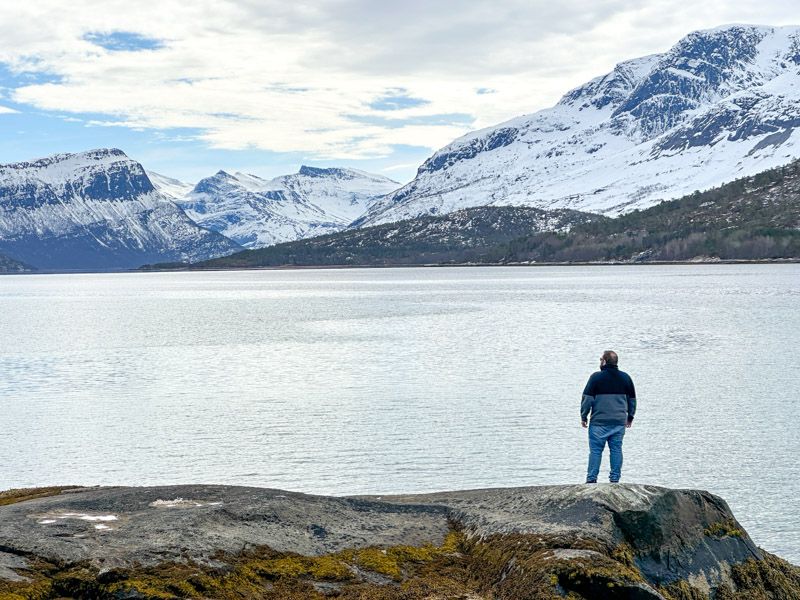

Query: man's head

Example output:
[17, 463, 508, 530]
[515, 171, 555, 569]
[601, 350, 618, 367]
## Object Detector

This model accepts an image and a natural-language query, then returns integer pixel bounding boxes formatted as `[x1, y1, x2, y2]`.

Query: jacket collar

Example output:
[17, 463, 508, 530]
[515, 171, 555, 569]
[601, 364, 618, 371]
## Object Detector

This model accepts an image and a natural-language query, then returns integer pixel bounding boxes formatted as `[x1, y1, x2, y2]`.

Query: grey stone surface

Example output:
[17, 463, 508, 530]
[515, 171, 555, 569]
[0, 485, 449, 570]
[374, 483, 761, 586]
[0, 551, 30, 582]
[0, 483, 765, 594]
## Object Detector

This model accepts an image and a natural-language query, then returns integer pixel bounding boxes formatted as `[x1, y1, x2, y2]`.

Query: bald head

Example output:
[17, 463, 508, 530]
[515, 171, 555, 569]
[601, 350, 618, 366]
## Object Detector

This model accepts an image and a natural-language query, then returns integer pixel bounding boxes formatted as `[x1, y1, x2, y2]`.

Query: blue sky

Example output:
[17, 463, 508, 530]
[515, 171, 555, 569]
[2, 1, 800, 184]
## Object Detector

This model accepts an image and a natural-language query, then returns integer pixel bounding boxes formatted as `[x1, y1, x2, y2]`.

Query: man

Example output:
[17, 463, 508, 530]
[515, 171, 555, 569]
[580, 350, 636, 483]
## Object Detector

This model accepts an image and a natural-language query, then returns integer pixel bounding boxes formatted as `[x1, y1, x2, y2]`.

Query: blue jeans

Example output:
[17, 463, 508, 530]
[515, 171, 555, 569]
[586, 424, 626, 483]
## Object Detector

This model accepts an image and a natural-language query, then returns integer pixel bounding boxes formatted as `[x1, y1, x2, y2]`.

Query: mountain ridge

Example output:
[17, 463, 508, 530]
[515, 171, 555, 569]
[360, 24, 800, 226]
[151, 165, 399, 249]
[0, 149, 240, 271]
[171, 156, 800, 269]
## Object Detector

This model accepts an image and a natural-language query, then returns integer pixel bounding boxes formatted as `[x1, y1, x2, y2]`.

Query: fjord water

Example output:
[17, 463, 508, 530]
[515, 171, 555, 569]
[1, 266, 797, 562]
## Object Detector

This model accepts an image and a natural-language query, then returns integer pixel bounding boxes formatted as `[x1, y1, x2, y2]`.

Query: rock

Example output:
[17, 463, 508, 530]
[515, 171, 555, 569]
[0, 551, 30, 582]
[0, 483, 796, 600]
[0, 485, 449, 567]
[374, 483, 764, 595]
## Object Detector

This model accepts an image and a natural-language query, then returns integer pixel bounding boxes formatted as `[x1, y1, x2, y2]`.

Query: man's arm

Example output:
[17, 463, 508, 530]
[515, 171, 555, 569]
[580, 375, 595, 427]
[626, 376, 637, 428]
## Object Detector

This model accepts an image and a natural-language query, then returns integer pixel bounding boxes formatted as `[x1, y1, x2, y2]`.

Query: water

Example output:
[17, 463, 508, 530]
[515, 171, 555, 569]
[0, 265, 798, 563]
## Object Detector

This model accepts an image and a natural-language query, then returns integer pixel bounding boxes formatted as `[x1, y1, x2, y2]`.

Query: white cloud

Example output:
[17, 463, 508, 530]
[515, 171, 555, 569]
[1, 0, 800, 157]
[0, 105, 18, 114]
[382, 162, 421, 172]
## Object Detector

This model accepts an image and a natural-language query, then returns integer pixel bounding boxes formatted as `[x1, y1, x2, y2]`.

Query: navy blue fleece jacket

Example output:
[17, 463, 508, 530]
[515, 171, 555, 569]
[580, 364, 637, 426]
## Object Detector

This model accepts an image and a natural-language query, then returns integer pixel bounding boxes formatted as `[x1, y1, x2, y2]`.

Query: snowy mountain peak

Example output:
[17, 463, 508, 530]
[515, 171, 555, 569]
[146, 171, 194, 199]
[0, 148, 155, 201]
[0, 151, 239, 270]
[360, 24, 800, 225]
[296, 165, 398, 185]
[3, 147, 128, 169]
[559, 54, 663, 113]
[608, 25, 781, 139]
[190, 171, 271, 196]
[157, 165, 399, 249]
[299, 165, 344, 178]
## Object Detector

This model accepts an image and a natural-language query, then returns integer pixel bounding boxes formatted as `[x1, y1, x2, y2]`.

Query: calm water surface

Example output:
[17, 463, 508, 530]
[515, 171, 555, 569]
[1, 265, 798, 562]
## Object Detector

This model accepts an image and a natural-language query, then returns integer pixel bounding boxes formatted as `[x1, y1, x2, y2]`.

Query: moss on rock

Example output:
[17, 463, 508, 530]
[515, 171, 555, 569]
[0, 515, 797, 600]
[704, 519, 745, 538]
[0, 528, 474, 600]
[724, 551, 800, 599]
[0, 487, 79, 507]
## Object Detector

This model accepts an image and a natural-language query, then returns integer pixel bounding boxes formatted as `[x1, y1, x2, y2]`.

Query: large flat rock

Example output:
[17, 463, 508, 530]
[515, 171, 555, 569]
[0, 485, 450, 569]
[0, 483, 779, 598]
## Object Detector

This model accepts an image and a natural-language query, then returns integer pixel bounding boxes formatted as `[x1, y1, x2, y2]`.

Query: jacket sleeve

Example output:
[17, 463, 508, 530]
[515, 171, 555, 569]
[580, 375, 595, 421]
[626, 376, 637, 421]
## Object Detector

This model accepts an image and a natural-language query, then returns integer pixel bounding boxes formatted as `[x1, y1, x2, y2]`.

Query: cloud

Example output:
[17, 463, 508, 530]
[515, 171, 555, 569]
[0, 105, 18, 114]
[381, 162, 420, 172]
[1, 0, 799, 159]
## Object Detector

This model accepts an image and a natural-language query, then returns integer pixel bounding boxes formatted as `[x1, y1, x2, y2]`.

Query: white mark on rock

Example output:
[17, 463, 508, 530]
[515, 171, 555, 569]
[150, 498, 220, 508]
[35, 513, 118, 524]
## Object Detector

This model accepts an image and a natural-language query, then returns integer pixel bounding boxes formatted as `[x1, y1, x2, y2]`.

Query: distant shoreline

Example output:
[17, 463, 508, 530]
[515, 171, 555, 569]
[141, 258, 800, 272]
[2, 257, 799, 276]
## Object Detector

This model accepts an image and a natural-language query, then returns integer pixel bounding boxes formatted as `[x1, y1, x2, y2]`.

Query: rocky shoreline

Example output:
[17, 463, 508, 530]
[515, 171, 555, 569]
[0, 484, 797, 599]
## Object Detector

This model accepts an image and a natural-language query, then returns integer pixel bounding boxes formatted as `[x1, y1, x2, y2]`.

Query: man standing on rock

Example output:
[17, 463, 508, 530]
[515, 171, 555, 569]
[580, 350, 636, 483]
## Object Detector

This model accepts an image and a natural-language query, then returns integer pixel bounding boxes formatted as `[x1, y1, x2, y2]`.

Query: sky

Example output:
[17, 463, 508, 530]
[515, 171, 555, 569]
[1, 1, 800, 184]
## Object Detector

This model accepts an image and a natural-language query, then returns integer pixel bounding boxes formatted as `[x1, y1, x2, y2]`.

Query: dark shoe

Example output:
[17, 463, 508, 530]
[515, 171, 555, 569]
[585, 479, 597, 484]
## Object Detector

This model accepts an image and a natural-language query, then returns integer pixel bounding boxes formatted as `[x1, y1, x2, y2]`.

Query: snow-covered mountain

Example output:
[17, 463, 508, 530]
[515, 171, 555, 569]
[152, 166, 398, 248]
[0, 149, 240, 270]
[146, 171, 194, 200]
[360, 24, 800, 226]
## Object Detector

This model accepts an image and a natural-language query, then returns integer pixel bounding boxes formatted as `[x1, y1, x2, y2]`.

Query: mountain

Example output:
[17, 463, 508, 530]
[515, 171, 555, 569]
[152, 166, 399, 249]
[0, 252, 32, 273]
[0, 149, 240, 271]
[490, 157, 800, 263]
[159, 205, 600, 269]
[157, 157, 800, 269]
[146, 171, 194, 199]
[360, 25, 800, 226]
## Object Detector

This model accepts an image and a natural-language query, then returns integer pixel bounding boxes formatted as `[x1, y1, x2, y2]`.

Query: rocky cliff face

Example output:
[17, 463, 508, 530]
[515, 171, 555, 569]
[362, 25, 800, 225]
[0, 149, 240, 270]
[0, 253, 32, 273]
[154, 166, 399, 249]
[0, 484, 796, 599]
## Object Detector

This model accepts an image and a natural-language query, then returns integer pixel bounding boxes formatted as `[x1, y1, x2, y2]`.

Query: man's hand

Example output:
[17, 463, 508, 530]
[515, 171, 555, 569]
[581, 420, 588, 428]
[626, 419, 633, 429]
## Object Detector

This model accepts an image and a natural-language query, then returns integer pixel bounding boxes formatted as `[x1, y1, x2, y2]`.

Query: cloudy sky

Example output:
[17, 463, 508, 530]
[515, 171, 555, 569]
[1, 1, 799, 183]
